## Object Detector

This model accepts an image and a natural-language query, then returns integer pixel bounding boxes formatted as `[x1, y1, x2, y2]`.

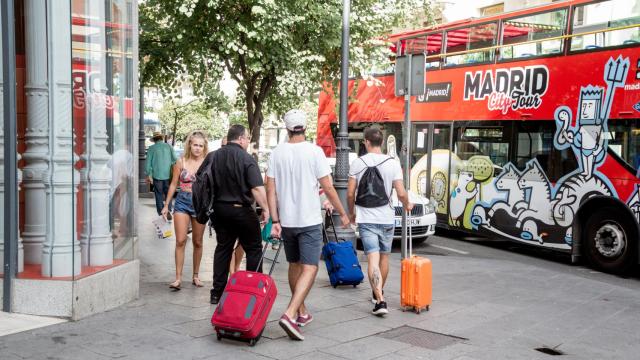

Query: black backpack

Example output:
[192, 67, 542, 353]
[354, 157, 393, 208]
[192, 152, 216, 225]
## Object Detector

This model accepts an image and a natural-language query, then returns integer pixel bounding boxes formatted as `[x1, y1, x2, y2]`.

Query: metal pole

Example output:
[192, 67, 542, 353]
[331, 0, 356, 247]
[401, 55, 412, 260]
[2, 0, 18, 312]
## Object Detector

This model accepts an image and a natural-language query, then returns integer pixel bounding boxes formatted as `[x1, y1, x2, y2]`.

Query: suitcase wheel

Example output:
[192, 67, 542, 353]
[352, 284, 357, 288]
[426, 305, 430, 311]
[249, 338, 257, 347]
[216, 333, 222, 341]
[333, 285, 337, 288]
[416, 307, 421, 314]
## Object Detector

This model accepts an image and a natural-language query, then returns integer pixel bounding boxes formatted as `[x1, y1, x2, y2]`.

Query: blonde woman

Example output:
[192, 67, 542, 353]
[162, 131, 208, 290]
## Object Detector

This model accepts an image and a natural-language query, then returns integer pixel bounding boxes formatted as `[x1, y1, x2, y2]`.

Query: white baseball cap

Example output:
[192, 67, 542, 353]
[283, 109, 307, 131]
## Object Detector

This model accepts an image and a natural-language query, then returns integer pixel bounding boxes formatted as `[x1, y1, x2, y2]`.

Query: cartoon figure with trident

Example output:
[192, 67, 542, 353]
[554, 56, 630, 179]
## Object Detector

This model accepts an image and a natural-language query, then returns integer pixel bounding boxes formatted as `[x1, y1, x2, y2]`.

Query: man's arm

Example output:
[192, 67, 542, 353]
[318, 175, 350, 228]
[265, 176, 282, 238]
[392, 179, 413, 212]
[347, 177, 357, 223]
[251, 186, 269, 224]
[145, 147, 154, 182]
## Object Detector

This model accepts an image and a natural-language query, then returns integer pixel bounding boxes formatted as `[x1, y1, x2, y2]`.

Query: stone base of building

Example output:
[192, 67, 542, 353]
[8, 259, 139, 320]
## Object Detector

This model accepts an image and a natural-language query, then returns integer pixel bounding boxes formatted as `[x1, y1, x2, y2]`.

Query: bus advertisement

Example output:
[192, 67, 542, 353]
[317, 0, 640, 273]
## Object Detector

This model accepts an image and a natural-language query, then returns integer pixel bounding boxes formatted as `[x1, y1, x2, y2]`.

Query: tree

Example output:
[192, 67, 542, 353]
[158, 100, 228, 146]
[140, 0, 432, 146]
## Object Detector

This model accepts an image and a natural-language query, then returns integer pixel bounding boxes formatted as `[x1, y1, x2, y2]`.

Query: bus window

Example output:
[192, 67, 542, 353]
[501, 8, 567, 60]
[455, 126, 509, 173]
[571, 0, 640, 51]
[515, 121, 577, 182]
[401, 32, 443, 69]
[445, 22, 498, 66]
[426, 33, 443, 69]
[606, 119, 640, 177]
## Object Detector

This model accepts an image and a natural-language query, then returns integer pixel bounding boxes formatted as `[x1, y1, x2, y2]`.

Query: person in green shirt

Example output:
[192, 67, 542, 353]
[146, 132, 177, 216]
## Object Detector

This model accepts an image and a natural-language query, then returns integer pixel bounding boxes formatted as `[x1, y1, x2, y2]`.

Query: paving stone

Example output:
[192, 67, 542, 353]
[319, 336, 408, 360]
[307, 317, 391, 343]
[291, 351, 348, 360]
[310, 306, 369, 327]
[165, 318, 217, 338]
[245, 333, 338, 359]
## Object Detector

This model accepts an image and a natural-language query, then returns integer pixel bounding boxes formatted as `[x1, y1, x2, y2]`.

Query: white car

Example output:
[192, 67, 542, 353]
[351, 191, 436, 245]
[389, 190, 436, 244]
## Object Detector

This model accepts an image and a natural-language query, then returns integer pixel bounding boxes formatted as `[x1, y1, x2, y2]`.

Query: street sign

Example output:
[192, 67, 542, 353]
[394, 54, 426, 97]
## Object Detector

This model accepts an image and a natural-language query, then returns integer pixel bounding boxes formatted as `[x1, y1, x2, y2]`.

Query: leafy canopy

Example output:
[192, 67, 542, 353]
[140, 0, 432, 139]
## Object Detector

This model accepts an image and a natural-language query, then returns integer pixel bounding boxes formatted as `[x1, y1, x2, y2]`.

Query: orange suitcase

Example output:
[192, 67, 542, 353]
[400, 213, 432, 313]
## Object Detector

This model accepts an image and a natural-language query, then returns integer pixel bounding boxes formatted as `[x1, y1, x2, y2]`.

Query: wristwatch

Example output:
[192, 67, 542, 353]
[271, 220, 280, 224]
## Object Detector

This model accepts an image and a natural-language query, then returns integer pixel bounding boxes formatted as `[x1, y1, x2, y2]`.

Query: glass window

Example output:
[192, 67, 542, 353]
[72, 0, 137, 272]
[606, 119, 640, 177]
[455, 126, 509, 173]
[501, 9, 567, 59]
[401, 33, 443, 69]
[445, 22, 498, 66]
[515, 121, 577, 182]
[571, 0, 640, 51]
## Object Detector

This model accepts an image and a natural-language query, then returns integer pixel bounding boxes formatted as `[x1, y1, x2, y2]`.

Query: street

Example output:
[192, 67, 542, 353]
[2, 197, 640, 360]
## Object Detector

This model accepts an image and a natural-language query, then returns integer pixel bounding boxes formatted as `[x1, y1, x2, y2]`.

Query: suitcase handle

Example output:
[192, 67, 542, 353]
[324, 213, 344, 243]
[256, 236, 283, 276]
[406, 211, 413, 258]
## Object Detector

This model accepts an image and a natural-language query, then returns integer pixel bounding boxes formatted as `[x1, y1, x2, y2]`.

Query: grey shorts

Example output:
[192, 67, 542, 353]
[281, 224, 323, 265]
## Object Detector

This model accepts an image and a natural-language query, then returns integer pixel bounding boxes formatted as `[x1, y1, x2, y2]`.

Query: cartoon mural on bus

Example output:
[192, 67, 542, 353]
[468, 56, 630, 248]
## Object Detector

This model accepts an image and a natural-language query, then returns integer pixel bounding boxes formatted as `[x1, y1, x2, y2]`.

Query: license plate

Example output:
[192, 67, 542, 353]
[395, 218, 421, 227]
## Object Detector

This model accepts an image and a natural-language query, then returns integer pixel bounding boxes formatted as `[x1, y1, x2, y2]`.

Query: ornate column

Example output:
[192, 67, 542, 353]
[79, 0, 113, 266]
[42, 0, 80, 276]
[0, 12, 24, 272]
[21, 0, 49, 265]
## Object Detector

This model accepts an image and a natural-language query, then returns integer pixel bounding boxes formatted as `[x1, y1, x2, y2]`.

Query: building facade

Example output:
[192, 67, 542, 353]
[1, 0, 139, 319]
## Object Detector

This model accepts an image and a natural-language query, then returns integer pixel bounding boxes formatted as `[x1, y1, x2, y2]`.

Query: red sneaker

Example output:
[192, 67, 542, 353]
[296, 313, 313, 327]
[279, 314, 304, 340]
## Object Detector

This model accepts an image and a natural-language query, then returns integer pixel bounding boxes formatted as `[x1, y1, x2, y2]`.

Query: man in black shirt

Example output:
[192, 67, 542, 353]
[208, 125, 270, 304]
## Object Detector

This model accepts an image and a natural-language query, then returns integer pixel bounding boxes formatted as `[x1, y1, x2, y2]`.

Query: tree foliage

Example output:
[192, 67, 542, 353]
[158, 100, 228, 145]
[140, 0, 432, 144]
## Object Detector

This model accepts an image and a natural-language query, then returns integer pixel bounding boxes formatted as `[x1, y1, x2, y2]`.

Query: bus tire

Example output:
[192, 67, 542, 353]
[583, 207, 638, 274]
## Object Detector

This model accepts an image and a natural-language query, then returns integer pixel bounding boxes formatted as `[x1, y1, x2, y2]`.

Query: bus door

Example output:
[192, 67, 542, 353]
[412, 123, 453, 223]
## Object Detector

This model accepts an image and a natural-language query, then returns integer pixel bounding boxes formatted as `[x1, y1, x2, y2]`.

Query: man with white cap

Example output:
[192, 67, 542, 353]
[267, 109, 350, 341]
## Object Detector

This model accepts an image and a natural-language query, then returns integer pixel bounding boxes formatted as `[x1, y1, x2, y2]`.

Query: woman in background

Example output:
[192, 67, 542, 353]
[162, 131, 208, 290]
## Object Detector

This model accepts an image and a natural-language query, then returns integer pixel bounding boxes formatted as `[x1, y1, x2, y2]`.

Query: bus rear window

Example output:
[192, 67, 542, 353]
[445, 22, 497, 66]
[571, 0, 640, 51]
[501, 8, 567, 59]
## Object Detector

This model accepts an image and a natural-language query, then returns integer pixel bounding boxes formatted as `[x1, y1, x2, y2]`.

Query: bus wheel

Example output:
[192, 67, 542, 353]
[584, 207, 637, 274]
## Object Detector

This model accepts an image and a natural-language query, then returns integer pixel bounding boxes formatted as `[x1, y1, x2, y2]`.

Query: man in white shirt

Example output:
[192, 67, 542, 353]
[267, 109, 350, 341]
[347, 127, 412, 316]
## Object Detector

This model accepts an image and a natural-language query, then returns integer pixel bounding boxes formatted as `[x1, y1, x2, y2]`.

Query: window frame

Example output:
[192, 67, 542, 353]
[442, 20, 500, 69]
[568, 0, 640, 54]
[497, 6, 570, 63]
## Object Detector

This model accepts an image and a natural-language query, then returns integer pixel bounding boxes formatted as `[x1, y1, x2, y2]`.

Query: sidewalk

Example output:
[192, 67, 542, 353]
[2, 197, 640, 359]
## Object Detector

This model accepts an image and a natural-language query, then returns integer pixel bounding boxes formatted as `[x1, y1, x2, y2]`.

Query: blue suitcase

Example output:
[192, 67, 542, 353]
[322, 216, 364, 288]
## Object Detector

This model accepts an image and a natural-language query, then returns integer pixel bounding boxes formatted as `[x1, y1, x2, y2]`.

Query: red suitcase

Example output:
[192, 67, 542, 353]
[211, 239, 282, 346]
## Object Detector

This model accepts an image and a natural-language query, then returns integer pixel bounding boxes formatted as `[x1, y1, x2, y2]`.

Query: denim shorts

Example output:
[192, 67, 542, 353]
[281, 224, 323, 265]
[174, 191, 195, 217]
[359, 223, 394, 255]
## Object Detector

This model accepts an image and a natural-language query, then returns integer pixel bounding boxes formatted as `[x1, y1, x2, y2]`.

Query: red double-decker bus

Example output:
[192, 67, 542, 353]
[317, 0, 640, 273]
